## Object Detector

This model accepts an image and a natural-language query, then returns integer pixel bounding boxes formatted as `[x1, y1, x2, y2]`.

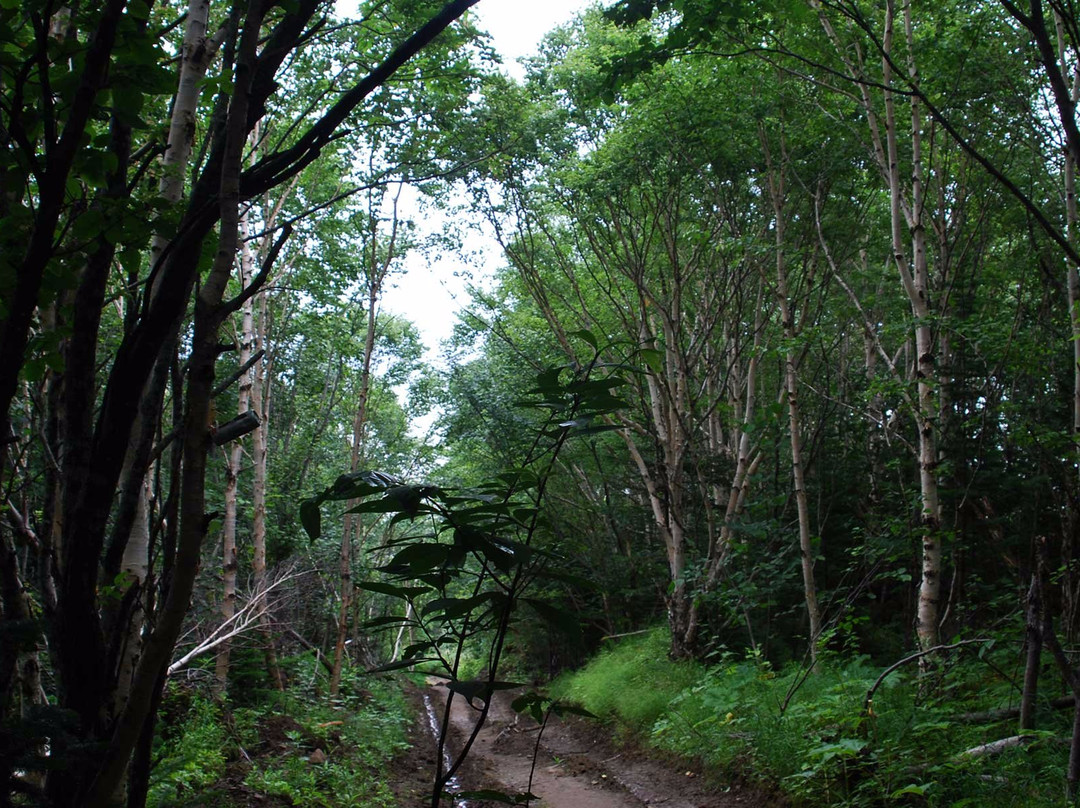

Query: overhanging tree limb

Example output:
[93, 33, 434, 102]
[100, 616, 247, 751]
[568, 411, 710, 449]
[242, 0, 482, 195]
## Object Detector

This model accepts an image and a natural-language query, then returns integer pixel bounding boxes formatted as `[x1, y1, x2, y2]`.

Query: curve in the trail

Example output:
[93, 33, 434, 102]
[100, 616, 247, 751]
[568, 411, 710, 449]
[427, 684, 763, 808]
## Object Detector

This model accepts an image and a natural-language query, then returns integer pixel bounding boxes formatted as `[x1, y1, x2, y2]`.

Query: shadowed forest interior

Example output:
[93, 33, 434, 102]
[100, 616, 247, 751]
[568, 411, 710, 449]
[5, 0, 1080, 806]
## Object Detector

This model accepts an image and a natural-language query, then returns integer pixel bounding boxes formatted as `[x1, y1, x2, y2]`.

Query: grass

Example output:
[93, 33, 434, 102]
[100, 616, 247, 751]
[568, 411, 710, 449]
[549, 628, 703, 731]
[548, 627, 1074, 807]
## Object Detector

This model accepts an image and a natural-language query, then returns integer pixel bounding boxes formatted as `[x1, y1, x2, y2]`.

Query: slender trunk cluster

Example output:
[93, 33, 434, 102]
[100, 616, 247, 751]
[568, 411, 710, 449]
[761, 124, 822, 663]
[215, 213, 256, 695]
[330, 188, 401, 694]
[0, 0, 482, 801]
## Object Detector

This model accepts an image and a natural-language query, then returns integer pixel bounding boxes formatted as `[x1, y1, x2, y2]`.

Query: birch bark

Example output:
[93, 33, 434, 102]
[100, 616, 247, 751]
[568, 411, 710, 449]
[762, 127, 822, 663]
[214, 213, 256, 694]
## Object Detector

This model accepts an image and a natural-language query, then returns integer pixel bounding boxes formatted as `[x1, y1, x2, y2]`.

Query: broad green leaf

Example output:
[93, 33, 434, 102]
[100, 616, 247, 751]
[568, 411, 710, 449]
[380, 542, 450, 574]
[570, 328, 599, 348]
[552, 702, 597, 719]
[423, 592, 506, 620]
[356, 581, 428, 599]
[511, 691, 548, 723]
[367, 657, 436, 674]
[446, 679, 524, 706]
[523, 598, 581, 640]
[401, 640, 436, 659]
[361, 614, 414, 629]
[299, 500, 321, 540]
[639, 347, 664, 373]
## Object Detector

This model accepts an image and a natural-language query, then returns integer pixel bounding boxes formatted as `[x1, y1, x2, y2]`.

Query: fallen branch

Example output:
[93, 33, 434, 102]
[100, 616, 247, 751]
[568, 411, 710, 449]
[167, 568, 308, 675]
[957, 696, 1075, 724]
[957, 735, 1033, 760]
[599, 629, 653, 641]
[285, 627, 334, 674]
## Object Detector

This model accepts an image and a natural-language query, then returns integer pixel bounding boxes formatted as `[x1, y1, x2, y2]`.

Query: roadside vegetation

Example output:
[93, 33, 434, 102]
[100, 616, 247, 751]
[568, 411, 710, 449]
[553, 629, 1071, 807]
[148, 664, 411, 808]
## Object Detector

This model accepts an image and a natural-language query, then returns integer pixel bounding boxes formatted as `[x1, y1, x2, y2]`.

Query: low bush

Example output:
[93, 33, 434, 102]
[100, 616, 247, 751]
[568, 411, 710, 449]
[147, 689, 228, 807]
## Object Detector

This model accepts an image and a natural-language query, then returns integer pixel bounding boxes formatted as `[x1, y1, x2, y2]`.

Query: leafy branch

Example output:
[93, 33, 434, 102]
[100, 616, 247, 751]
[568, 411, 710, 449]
[301, 343, 625, 807]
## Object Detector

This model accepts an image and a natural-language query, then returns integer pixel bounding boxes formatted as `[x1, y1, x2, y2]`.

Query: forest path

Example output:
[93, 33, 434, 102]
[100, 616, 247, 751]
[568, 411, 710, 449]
[406, 681, 775, 808]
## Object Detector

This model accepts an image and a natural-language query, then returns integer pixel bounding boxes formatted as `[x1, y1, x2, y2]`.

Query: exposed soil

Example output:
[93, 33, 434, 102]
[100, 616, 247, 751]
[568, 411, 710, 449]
[396, 682, 785, 808]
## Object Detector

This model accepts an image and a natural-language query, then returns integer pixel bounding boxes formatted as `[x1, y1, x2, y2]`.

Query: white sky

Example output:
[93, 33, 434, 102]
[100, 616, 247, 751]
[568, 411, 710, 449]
[472, 0, 595, 81]
[379, 0, 596, 364]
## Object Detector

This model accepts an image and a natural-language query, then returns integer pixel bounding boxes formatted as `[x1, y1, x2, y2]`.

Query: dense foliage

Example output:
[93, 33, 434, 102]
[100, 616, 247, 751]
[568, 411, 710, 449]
[6, 0, 1080, 806]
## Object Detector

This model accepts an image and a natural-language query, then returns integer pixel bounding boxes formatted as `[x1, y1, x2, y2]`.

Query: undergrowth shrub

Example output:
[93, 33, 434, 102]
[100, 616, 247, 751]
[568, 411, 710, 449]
[239, 673, 409, 807]
[147, 688, 227, 807]
[552, 626, 1073, 807]
[149, 671, 410, 808]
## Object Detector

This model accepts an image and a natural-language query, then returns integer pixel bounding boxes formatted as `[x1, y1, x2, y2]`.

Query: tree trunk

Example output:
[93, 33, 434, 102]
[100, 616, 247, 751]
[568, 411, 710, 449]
[214, 213, 256, 695]
[1057, 11, 1080, 642]
[83, 4, 271, 800]
[1021, 564, 1043, 732]
[762, 126, 822, 663]
[330, 188, 401, 694]
[881, 0, 943, 656]
[252, 285, 285, 691]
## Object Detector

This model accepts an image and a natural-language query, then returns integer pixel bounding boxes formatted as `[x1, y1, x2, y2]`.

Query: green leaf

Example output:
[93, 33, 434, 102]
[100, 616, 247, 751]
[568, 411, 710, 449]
[531, 367, 565, 396]
[552, 702, 597, 719]
[367, 657, 436, 674]
[356, 581, 428, 599]
[446, 679, 524, 707]
[510, 691, 548, 724]
[347, 484, 437, 516]
[569, 423, 623, 437]
[523, 598, 581, 641]
[361, 615, 414, 630]
[299, 500, 321, 541]
[379, 542, 450, 574]
[570, 328, 599, 348]
[401, 640, 436, 659]
[323, 469, 403, 501]
[639, 347, 664, 373]
[423, 592, 506, 620]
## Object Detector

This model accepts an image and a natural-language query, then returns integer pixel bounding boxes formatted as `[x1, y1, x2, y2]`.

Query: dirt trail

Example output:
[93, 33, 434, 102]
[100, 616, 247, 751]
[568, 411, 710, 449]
[421, 684, 777, 808]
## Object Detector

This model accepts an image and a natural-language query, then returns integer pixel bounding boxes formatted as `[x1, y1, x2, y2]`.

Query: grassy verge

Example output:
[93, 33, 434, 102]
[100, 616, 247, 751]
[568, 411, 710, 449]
[549, 627, 1072, 807]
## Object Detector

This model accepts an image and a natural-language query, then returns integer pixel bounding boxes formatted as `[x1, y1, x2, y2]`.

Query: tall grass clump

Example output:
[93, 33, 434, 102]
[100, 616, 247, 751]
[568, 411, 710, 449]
[659, 649, 1073, 806]
[549, 628, 703, 730]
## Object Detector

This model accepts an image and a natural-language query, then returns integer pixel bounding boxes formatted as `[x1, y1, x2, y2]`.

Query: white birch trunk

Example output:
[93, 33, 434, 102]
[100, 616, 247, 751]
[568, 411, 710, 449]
[214, 211, 256, 694]
[251, 288, 283, 690]
[762, 130, 822, 662]
[1056, 11, 1080, 640]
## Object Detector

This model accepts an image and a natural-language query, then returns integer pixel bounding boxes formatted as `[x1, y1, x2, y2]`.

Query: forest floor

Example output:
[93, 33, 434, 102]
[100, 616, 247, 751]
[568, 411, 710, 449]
[390, 681, 784, 808]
